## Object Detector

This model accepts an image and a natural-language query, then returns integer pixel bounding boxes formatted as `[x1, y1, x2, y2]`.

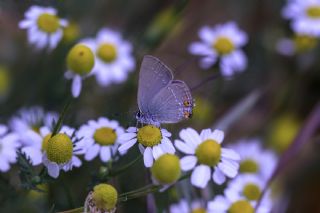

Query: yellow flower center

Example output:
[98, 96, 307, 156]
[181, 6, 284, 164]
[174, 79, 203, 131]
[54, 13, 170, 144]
[42, 133, 52, 151]
[306, 6, 320, 18]
[228, 200, 254, 213]
[62, 22, 80, 43]
[37, 13, 60, 33]
[93, 127, 117, 146]
[137, 125, 162, 147]
[151, 154, 181, 184]
[46, 133, 73, 164]
[97, 43, 117, 63]
[67, 44, 95, 75]
[213, 37, 234, 55]
[294, 34, 317, 52]
[195, 140, 221, 166]
[239, 159, 259, 173]
[243, 183, 261, 201]
[192, 208, 207, 213]
[92, 184, 118, 211]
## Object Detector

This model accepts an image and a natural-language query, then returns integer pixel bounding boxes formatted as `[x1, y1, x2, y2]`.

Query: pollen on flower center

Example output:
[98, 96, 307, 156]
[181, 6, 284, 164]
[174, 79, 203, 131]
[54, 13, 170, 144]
[92, 184, 118, 211]
[67, 44, 95, 76]
[42, 133, 52, 151]
[137, 125, 162, 147]
[192, 207, 207, 213]
[228, 200, 254, 213]
[37, 13, 60, 33]
[97, 43, 117, 63]
[151, 154, 181, 184]
[243, 183, 261, 201]
[195, 140, 221, 166]
[239, 159, 259, 173]
[213, 36, 234, 55]
[46, 133, 73, 164]
[306, 6, 320, 18]
[93, 127, 117, 146]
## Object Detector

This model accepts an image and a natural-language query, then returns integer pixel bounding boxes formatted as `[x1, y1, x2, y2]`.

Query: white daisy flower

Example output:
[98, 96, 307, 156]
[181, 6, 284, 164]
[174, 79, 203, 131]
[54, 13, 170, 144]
[18, 5, 68, 50]
[75, 117, 124, 162]
[174, 128, 240, 188]
[42, 125, 82, 178]
[64, 43, 95, 98]
[189, 22, 248, 77]
[170, 199, 208, 213]
[9, 106, 58, 145]
[282, 0, 320, 37]
[0, 124, 20, 172]
[81, 28, 135, 86]
[20, 125, 53, 166]
[228, 139, 277, 180]
[208, 189, 272, 213]
[118, 125, 175, 168]
[276, 34, 318, 56]
[224, 174, 267, 204]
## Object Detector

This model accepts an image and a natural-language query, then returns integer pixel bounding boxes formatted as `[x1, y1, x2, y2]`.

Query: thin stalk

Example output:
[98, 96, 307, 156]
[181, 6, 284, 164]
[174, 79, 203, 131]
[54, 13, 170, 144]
[51, 98, 72, 137]
[191, 72, 220, 92]
[109, 155, 142, 177]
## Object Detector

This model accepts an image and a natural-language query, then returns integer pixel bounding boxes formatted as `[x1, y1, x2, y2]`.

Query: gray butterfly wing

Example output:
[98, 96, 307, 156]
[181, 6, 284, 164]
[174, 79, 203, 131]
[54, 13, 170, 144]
[148, 80, 194, 123]
[137, 55, 174, 113]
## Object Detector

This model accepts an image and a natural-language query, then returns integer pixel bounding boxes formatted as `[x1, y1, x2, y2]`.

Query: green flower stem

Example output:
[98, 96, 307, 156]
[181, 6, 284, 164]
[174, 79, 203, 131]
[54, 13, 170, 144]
[51, 98, 72, 137]
[109, 155, 142, 177]
[118, 185, 161, 202]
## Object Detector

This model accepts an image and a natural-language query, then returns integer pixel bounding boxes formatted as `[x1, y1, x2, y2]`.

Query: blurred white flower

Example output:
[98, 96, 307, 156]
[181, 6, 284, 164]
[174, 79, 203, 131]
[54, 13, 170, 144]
[9, 106, 58, 145]
[189, 22, 248, 77]
[282, 0, 320, 37]
[75, 117, 124, 162]
[276, 34, 318, 56]
[208, 188, 272, 213]
[81, 28, 135, 86]
[118, 125, 175, 168]
[174, 128, 240, 188]
[0, 124, 20, 172]
[228, 139, 277, 180]
[170, 199, 208, 213]
[19, 5, 68, 50]
[20, 126, 49, 166]
[42, 126, 82, 178]
[224, 174, 267, 204]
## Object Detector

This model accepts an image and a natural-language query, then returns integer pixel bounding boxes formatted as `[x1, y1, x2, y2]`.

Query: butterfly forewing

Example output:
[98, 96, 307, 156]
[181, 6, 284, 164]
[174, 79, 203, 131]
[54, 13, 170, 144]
[138, 55, 174, 113]
[148, 80, 193, 123]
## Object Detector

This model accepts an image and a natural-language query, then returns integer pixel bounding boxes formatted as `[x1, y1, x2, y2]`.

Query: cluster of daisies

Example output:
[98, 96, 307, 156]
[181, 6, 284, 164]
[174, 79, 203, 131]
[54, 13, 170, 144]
[18, 6, 250, 100]
[0, 106, 278, 212]
[277, 0, 320, 55]
[19, 5, 136, 98]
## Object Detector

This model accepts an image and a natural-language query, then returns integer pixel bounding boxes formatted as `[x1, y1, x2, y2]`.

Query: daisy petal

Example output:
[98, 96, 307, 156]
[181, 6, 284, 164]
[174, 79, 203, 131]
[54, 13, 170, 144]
[100, 146, 111, 162]
[218, 159, 239, 178]
[221, 148, 241, 161]
[174, 139, 195, 154]
[118, 138, 137, 154]
[71, 75, 82, 98]
[213, 167, 226, 185]
[191, 165, 211, 188]
[210, 129, 224, 143]
[144, 147, 153, 167]
[180, 156, 197, 171]
[85, 144, 100, 161]
[47, 162, 60, 178]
